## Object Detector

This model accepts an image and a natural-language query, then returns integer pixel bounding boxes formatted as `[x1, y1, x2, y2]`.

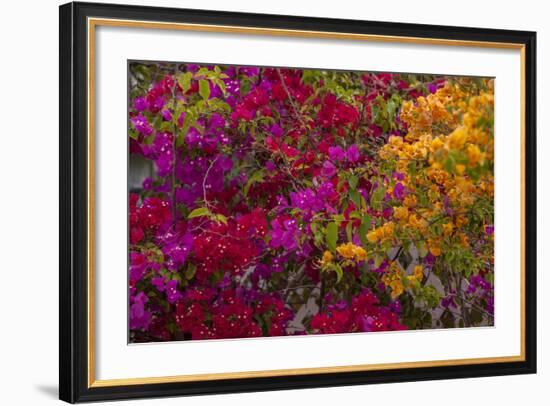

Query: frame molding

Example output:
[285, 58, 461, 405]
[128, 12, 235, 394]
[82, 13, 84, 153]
[60, 1, 537, 403]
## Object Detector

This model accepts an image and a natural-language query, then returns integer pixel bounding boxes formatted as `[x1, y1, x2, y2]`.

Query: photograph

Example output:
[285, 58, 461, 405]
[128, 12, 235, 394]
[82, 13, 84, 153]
[128, 61, 495, 343]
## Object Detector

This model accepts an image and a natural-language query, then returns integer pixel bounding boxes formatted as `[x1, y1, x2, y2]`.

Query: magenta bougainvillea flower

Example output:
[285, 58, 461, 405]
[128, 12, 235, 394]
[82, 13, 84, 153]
[130, 113, 153, 136]
[269, 217, 300, 251]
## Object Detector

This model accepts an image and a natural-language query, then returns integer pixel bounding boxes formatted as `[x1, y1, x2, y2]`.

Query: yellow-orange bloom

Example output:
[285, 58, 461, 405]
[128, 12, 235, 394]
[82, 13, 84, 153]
[403, 195, 417, 208]
[383, 269, 405, 299]
[430, 137, 445, 153]
[353, 245, 368, 261]
[381, 222, 395, 239]
[455, 215, 468, 227]
[336, 243, 355, 259]
[442, 222, 454, 236]
[320, 250, 334, 266]
[448, 126, 467, 149]
[413, 265, 424, 280]
[367, 229, 379, 243]
[428, 239, 442, 257]
[466, 144, 484, 166]
[336, 243, 367, 262]
[393, 206, 409, 222]
[455, 164, 466, 175]
[389, 280, 404, 299]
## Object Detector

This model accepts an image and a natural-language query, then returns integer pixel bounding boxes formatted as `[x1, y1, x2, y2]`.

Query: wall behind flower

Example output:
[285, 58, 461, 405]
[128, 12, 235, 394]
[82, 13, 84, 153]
[0, 0, 545, 405]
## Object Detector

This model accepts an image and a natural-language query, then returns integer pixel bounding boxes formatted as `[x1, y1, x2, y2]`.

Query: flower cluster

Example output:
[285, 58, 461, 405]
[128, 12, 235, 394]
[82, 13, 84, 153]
[310, 290, 406, 334]
[128, 62, 494, 342]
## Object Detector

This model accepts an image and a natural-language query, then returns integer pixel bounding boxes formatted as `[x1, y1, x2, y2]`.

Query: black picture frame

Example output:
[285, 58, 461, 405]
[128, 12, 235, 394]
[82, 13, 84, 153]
[60, 1, 537, 403]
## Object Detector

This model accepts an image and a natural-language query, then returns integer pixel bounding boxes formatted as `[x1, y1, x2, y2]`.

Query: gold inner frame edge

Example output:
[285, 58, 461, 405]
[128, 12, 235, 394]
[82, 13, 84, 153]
[87, 17, 527, 388]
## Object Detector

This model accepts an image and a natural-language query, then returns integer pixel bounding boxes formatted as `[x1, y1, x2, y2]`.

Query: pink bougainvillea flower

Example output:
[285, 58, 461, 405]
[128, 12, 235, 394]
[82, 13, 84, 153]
[393, 182, 405, 200]
[321, 160, 337, 178]
[269, 217, 299, 251]
[129, 291, 151, 330]
[346, 144, 360, 163]
[133, 96, 148, 112]
[328, 146, 345, 161]
[130, 113, 153, 136]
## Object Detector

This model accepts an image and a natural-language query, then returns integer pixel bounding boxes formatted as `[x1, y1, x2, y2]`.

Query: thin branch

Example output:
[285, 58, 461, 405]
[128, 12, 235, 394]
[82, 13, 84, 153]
[276, 68, 308, 130]
[202, 155, 219, 210]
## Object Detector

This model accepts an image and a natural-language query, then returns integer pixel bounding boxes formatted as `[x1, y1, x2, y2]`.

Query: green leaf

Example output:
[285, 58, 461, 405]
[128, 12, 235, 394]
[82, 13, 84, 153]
[240, 78, 251, 96]
[215, 213, 228, 225]
[199, 79, 210, 100]
[372, 104, 380, 122]
[326, 222, 338, 252]
[332, 214, 345, 223]
[175, 132, 186, 148]
[444, 155, 456, 173]
[346, 221, 353, 242]
[152, 114, 163, 131]
[213, 78, 227, 95]
[408, 160, 417, 177]
[349, 189, 361, 209]
[184, 264, 197, 280]
[243, 170, 264, 196]
[370, 184, 386, 211]
[348, 175, 359, 190]
[181, 106, 197, 135]
[359, 215, 371, 247]
[422, 285, 441, 308]
[417, 241, 428, 258]
[188, 207, 210, 219]
[311, 222, 325, 248]
[386, 99, 397, 120]
[373, 254, 383, 268]
[177, 72, 193, 94]
[158, 121, 173, 132]
[142, 134, 155, 145]
[208, 98, 231, 113]
[333, 263, 344, 283]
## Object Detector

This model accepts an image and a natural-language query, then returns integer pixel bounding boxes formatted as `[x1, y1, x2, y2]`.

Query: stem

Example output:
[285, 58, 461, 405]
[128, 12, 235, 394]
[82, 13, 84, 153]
[391, 246, 404, 262]
[279, 284, 317, 294]
[202, 156, 219, 210]
[276, 68, 307, 130]
[319, 272, 326, 313]
[449, 269, 471, 328]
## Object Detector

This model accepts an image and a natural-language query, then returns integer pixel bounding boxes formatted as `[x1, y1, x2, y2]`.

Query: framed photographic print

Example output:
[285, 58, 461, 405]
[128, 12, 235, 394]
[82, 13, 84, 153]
[59, 1, 537, 403]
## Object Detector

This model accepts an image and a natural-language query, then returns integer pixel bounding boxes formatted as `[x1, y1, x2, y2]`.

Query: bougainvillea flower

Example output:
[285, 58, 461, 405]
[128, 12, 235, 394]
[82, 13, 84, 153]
[129, 252, 147, 284]
[393, 182, 405, 200]
[133, 96, 148, 112]
[129, 291, 151, 330]
[165, 280, 182, 304]
[161, 233, 193, 271]
[269, 218, 299, 251]
[346, 144, 360, 163]
[321, 160, 337, 178]
[131, 113, 153, 136]
[328, 146, 346, 161]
